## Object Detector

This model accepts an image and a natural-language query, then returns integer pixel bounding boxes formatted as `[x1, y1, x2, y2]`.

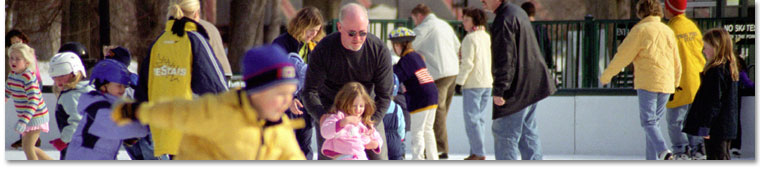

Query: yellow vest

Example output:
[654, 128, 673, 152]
[666, 15, 707, 108]
[147, 19, 196, 156]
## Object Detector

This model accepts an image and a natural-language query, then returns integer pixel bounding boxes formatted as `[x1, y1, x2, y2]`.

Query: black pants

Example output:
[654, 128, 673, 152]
[705, 139, 732, 160]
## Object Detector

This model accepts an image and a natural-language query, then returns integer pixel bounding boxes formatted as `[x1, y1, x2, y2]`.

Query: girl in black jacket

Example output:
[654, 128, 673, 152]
[683, 28, 740, 160]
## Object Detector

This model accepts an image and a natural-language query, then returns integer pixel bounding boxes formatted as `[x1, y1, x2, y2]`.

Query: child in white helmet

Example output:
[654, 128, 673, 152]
[47, 52, 95, 159]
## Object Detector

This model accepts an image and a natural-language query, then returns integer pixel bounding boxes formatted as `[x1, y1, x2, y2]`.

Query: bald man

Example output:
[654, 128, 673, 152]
[302, 3, 393, 160]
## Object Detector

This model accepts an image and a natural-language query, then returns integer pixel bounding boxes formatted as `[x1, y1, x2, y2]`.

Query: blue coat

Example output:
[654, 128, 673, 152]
[65, 91, 148, 160]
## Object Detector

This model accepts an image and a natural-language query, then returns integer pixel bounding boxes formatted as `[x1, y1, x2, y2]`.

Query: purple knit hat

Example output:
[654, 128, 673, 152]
[241, 45, 298, 93]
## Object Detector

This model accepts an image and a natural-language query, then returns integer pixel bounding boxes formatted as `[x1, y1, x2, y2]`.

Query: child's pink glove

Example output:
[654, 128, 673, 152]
[49, 138, 68, 151]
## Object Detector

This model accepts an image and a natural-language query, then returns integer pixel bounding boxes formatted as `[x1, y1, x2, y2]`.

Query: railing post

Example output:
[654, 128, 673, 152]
[582, 15, 599, 88]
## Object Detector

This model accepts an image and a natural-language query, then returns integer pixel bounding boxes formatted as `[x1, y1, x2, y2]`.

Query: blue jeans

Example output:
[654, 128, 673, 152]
[492, 103, 542, 160]
[637, 89, 670, 160]
[123, 133, 159, 160]
[666, 104, 703, 154]
[463, 88, 491, 156]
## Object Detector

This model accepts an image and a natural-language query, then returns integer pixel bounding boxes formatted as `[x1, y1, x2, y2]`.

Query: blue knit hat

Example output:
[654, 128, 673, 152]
[241, 45, 298, 93]
[90, 59, 136, 88]
[106, 46, 131, 66]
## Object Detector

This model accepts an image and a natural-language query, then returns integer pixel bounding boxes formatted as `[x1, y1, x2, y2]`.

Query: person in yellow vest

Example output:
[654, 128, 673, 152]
[663, 0, 708, 160]
[112, 45, 305, 160]
[601, 0, 681, 160]
[134, 0, 228, 160]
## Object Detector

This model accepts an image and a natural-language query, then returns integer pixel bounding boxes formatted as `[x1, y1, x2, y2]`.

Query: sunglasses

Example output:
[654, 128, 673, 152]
[347, 31, 368, 37]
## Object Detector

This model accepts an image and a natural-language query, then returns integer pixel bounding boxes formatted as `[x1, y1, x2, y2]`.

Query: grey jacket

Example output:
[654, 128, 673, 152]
[490, 2, 556, 119]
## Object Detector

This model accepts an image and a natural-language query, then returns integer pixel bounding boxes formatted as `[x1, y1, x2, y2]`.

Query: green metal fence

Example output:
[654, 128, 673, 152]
[327, 17, 755, 89]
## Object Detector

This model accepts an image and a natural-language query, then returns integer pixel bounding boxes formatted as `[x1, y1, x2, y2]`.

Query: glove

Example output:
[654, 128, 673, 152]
[122, 138, 139, 147]
[49, 138, 68, 151]
[15, 122, 27, 134]
[112, 101, 143, 126]
[455, 84, 463, 95]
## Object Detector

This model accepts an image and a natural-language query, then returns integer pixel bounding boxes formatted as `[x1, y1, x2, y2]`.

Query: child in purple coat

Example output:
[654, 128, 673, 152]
[65, 59, 148, 160]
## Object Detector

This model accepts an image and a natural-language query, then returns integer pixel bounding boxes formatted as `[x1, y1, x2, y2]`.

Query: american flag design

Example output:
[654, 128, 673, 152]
[415, 68, 434, 85]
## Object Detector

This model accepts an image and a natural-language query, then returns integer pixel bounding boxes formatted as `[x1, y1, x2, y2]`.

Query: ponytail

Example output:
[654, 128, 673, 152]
[169, 4, 184, 18]
[167, 0, 200, 19]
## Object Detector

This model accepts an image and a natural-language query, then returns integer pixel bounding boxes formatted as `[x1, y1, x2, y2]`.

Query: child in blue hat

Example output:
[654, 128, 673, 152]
[65, 59, 148, 160]
[111, 45, 306, 160]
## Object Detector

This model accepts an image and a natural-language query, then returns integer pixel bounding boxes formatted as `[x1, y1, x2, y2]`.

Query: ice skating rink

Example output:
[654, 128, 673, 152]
[5, 94, 755, 160]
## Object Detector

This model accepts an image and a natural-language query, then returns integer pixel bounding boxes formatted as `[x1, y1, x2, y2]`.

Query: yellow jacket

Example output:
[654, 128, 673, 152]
[135, 90, 305, 160]
[601, 16, 682, 94]
[666, 15, 707, 108]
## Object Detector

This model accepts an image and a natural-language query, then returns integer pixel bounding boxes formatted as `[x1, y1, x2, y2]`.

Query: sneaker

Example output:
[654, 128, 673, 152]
[658, 150, 674, 160]
[438, 152, 448, 159]
[464, 154, 486, 160]
[730, 148, 741, 159]
[673, 153, 691, 160]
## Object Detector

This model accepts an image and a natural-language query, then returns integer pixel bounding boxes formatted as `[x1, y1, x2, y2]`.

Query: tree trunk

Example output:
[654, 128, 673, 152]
[5, 0, 62, 62]
[304, 0, 342, 23]
[61, 0, 101, 66]
[133, 0, 169, 65]
[228, 0, 268, 74]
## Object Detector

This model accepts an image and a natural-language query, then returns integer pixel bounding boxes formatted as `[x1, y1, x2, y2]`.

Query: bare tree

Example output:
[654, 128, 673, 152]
[304, 0, 342, 22]
[228, 0, 281, 74]
[61, 0, 101, 64]
[5, 0, 62, 62]
[133, 0, 170, 65]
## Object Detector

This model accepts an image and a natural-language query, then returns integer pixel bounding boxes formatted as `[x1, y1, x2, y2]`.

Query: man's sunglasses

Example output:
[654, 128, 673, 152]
[347, 31, 368, 37]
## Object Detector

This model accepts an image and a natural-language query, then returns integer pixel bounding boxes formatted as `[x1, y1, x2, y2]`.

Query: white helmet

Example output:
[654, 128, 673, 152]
[49, 52, 87, 78]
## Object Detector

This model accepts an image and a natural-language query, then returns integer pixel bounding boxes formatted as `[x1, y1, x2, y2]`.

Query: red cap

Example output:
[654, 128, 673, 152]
[666, 0, 687, 15]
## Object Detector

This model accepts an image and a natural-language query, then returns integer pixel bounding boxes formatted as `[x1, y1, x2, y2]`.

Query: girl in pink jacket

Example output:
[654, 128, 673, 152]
[320, 82, 383, 160]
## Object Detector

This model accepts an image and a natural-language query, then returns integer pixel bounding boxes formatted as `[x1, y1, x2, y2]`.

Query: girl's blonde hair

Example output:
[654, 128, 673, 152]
[168, 0, 200, 19]
[8, 43, 37, 71]
[329, 82, 376, 127]
[53, 72, 85, 96]
[287, 7, 326, 43]
[702, 28, 739, 81]
[636, 0, 663, 19]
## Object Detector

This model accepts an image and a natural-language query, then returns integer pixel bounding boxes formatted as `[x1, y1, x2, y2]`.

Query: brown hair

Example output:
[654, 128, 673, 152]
[411, 4, 432, 16]
[520, 2, 536, 17]
[329, 82, 376, 127]
[636, 0, 663, 19]
[287, 7, 326, 43]
[392, 41, 415, 57]
[6, 29, 29, 47]
[462, 7, 487, 27]
[702, 28, 739, 81]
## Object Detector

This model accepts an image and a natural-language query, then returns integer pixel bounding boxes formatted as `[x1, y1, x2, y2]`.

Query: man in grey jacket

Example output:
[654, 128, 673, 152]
[482, 0, 556, 160]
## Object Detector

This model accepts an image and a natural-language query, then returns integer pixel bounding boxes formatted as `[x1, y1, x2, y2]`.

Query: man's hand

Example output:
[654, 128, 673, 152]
[289, 99, 304, 115]
[493, 96, 505, 106]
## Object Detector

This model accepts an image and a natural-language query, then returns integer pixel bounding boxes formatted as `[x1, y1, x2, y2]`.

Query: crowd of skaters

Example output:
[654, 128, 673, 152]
[5, 0, 751, 160]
